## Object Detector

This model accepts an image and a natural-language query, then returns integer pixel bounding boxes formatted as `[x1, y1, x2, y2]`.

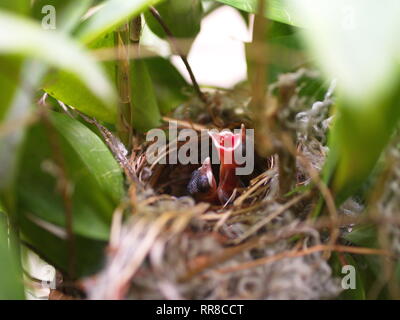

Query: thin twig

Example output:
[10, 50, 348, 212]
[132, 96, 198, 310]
[215, 244, 391, 274]
[231, 191, 310, 244]
[75, 110, 143, 188]
[149, 6, 207, 104]
[180, 222, 317, 282]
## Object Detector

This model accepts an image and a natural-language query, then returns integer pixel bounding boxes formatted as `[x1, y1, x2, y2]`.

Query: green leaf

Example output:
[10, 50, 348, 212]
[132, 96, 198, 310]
[340, 224, 390, 298]
[32, 0, 93, 33]
[0, 57, 22, 121]
[286, 0, 400, 202]
[19, 214, 107, 277]
[144, 0, 203, 39]
[50, 112, 124, 203]
[330, 93, 400, 202]
[336, 253, 366, 300]
[131, 60, 162, 131]
[343, 225, 377, 249]
[0, 0, 29, 14]
[144, 56, 191, 114]
[213, 0, 301, 26]
[43, 71, 117, 124]
[33, 1, 117, 123]
[75, 0, 163, 44]
[17, 112, 123, 241]
[0, 11, 115, 211]
[0, 221, 25, 300]
[0, 10, 116, 106]
[16, 113, 120, 276]
[0, 61, 45, 214]
[43, 32, 117, 124]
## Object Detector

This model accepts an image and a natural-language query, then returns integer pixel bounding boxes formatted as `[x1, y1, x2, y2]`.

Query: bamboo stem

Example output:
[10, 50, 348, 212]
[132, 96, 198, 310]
[115, 22, 133, 148]
[248, 0, 270, 156]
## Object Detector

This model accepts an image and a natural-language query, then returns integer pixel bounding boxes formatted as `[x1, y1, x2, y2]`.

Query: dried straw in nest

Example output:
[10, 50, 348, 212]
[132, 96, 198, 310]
[83, 70, 350, 300]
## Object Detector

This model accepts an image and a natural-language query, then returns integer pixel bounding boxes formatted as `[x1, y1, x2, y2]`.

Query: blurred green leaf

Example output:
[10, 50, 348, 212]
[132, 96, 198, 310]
[144, 0, 203, 39]
[0, 57, 22, 121]
[51, 112, 124, 203]
[341, 225, 387, 298]
[131, 60, 162, 131]
[0, 61, 45, 217]
[16, 112, 120, 277]
[0, 10, 116, 210]
[43, 71, 116, 124]
[214, 0, 301, 26]
[43, 32, 117, 124]
[33, 1, 116, 122]
[144, 56, 190, 114]
[343, 225, 377, 249]
[336, 253, 366, 300]
[287, 0, 400, 202]
[32, 0, 93, 33]
[76, 0, 163, 44]
[329, 94, 400, 202]
[17, 112, 123, 241]
[19, 214, 107, 277]
[0, 221, 25, 300]
[0, 10, 116, 106]
[0, 0, 29, 14]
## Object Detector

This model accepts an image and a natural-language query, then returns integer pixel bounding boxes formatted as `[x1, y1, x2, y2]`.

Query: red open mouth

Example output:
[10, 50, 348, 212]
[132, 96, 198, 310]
[188, 125, 245, 205]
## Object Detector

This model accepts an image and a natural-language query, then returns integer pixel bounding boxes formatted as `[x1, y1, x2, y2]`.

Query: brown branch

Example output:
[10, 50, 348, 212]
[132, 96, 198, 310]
[149, 6, 207, 104]
[114, 23, 133, 148]
[75, 110, 143, 189]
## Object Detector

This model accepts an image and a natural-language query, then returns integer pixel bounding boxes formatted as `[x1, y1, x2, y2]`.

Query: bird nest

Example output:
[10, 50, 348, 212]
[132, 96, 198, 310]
[80, 69, 350, 300]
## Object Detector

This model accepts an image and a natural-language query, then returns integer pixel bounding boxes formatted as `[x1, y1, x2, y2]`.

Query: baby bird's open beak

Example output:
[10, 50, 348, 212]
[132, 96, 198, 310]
[209, 124, 245, 204]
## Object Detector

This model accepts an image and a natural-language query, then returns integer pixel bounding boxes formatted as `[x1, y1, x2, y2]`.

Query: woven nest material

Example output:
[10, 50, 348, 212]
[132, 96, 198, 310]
[82, 69, 354, 300]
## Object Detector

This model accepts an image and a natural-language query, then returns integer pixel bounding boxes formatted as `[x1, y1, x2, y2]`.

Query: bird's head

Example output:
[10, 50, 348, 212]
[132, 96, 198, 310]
[187, 157, 218, 202]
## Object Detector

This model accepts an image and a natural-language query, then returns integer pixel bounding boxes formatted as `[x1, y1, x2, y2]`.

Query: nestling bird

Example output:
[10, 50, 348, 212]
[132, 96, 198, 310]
[187, 157, 218, 202]
[188, 124, 245, 204]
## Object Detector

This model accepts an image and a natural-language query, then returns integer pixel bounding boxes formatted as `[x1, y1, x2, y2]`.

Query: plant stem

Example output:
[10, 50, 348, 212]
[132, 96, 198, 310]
[115, 23, 133, 148]
[149, 6, 207, 104]
[130, 16, 142, 44]
[276, 77, 297, 197]
[129, 15, 142, 145]
[248, 0, 273, 158]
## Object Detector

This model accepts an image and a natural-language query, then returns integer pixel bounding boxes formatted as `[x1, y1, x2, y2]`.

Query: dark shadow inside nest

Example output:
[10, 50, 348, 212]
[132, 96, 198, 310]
[145, 129, 269, 206]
